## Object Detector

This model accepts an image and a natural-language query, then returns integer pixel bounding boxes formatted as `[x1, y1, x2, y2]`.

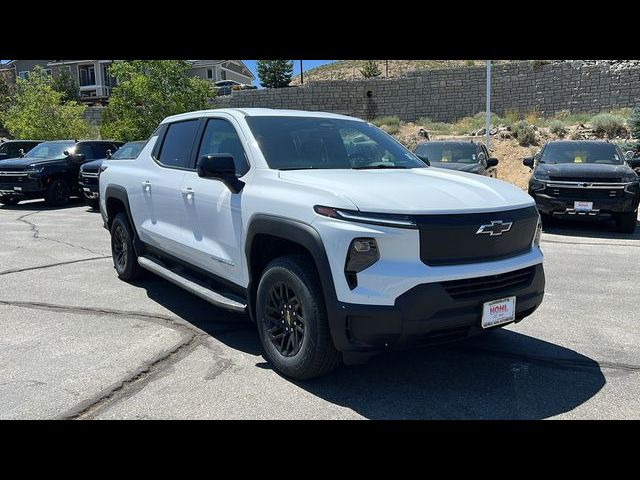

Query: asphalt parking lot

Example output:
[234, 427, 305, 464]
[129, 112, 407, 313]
[0, 200, 638, 419]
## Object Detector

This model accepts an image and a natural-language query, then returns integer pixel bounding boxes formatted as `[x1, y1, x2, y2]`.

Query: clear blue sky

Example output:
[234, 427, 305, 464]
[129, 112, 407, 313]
[244, 60, 334, 84]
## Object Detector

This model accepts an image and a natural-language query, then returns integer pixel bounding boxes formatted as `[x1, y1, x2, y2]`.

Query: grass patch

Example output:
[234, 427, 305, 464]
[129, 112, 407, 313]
[372, 116, 400, 128]
[590, 113, 627, 138]
[416, 117, 453, 134]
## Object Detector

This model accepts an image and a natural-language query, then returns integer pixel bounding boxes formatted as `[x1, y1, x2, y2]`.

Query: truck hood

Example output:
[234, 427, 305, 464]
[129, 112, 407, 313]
[80, 158, 106, 174]
[0, 156, 66, 171]
[278, 168, 534, 214]
[537, 162, 635, 179]
[430, 162, 483, 173]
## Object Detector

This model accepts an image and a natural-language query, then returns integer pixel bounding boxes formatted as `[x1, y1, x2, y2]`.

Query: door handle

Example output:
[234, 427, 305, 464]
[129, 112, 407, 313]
[141, 181, 151, 192]
[181, 187, 194, 199]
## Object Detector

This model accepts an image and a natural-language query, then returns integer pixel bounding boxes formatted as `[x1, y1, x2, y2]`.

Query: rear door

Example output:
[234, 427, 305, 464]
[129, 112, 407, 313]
[134, 119, 201, 256]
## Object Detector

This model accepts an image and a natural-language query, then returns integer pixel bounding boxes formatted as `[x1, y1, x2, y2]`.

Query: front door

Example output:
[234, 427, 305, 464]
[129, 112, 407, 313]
[181, 117, 250, 286]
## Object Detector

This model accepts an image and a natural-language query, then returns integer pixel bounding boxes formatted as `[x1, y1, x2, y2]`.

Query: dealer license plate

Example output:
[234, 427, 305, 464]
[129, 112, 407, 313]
[481, 296, 516, 329]
[574, 201, 593, 212]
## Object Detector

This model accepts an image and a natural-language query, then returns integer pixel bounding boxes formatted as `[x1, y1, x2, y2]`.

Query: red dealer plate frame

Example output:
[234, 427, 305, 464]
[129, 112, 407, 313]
[481, 296, 516, 329]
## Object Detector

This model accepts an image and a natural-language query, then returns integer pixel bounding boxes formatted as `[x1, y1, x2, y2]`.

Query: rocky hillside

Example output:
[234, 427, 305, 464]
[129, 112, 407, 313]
[291, 60, 640, 85]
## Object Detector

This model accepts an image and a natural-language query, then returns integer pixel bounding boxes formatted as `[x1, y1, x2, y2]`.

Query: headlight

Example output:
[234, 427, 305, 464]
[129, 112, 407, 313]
[25, 166, 44, 178]
[532, 172, 550, 182]
[314, 205, 417, 229]
[344, 238, 379, 289]
[533, 215, 542, 247]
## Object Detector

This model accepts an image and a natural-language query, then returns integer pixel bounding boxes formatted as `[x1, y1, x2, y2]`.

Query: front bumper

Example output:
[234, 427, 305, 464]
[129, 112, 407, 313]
[79, 181, 99, 198]
[531, 183, 640, 218]
[0, 176, 47, 199]
[329, 262, 545, 354]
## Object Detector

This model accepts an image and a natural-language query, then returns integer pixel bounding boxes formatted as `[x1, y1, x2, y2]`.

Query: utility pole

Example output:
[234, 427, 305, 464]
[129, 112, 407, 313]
[300, 60, 304, 85]
[486, 60, 492, 150]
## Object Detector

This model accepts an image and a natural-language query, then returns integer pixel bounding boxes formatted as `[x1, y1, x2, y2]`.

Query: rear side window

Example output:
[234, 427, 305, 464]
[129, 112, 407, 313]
[197, 118, 250, 176]
[92, 143, 116, 159]
[158, 120, 200, 169]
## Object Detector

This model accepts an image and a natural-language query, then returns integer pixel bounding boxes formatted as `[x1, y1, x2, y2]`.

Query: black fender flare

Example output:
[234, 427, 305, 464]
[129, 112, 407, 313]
[244, 215, 342, 341]
[104, 184, 144, 256]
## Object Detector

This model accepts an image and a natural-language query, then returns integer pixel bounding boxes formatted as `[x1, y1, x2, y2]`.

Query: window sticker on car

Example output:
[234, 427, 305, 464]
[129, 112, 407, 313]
[574, 154, 584, 163]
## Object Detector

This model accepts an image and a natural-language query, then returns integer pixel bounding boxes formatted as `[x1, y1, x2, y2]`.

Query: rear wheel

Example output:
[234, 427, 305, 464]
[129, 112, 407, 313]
[45, 179, 71, 207]
[616, 211, 638, 233]
[110, 212, 143, 281]
[0, 196, 20, 206]
[256, 254, 341, 380]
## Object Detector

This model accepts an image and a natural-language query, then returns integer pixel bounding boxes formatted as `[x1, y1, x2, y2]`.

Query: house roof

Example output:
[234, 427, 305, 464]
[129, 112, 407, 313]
[188, 60, 255, 79]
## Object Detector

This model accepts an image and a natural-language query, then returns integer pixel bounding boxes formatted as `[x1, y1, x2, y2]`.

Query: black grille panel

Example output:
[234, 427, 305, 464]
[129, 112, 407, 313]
[549, 176, 622, 183]
[81, 175, 98, 186]
[442, 266, 536, 300]
[416, 206, 538, 266]
[548, 187, 622, 199]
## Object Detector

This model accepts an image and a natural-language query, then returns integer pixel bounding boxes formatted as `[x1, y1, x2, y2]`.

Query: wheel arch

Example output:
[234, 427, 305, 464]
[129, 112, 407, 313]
[104, 184, 144, 256]
[245, 215, 338, 326]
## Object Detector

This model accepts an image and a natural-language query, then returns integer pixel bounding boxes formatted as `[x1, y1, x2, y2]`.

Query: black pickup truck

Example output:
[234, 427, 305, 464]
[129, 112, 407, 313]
[0, 140, 122, 206]
[79, 140, 146, 209]
[525, 140, 640, 233]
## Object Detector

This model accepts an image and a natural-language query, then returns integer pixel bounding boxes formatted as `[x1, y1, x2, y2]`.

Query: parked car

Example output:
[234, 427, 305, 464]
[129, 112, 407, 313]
[79, 141, 146, 209]
[100, 108, 545, 380]
[0, 140, 123, 207]
[214, 80, 256, 96]
[414, 140, 499, 177]
[524, 140, 640, 233]
[0, 140, 42, 161]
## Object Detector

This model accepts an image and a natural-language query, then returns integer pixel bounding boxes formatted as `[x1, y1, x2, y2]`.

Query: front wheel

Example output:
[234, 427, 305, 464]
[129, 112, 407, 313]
[616, 211, 638, 233]
[256, 254, 341, 380]
[45, 179, 71, 207]
[110, 212, 143, 281]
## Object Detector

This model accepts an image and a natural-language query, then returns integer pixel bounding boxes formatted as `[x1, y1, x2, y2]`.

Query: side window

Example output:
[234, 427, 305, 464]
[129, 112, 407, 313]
[75, 143, 95, 159]
[197, 118, 250, 176]
[158, 120, 200, 169]
[92, 143, 114, 159]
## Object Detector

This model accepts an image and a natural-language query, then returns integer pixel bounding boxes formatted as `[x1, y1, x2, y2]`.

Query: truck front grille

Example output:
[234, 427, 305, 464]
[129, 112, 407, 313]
[442, 266, 536, 300]
[415, 206, 538, 266]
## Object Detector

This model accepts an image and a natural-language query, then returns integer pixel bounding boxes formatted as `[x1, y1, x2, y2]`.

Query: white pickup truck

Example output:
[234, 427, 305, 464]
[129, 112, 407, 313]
[99, 108, 545, 379]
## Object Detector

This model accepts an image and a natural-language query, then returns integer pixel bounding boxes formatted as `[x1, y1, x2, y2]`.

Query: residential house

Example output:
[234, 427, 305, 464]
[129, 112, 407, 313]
[0, 60, 255, 104]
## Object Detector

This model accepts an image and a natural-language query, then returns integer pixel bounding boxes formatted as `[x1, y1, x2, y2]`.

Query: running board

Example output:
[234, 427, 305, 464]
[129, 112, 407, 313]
[137, 256, 246, 313]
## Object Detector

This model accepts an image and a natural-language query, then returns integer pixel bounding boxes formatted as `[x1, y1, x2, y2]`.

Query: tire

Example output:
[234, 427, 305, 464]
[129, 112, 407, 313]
[256, 254, 341, 380]
[540, 212, 554, 229]
[45, 179, 71, 207]
[110, 212, 143, 281]
[83, 193, 99, 210]
[0, 196, 20, 206]
[616, 211, 638, 233]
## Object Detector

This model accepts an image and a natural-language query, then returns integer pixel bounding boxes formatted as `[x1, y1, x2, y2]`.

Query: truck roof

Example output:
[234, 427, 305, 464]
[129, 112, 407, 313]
[161, 108, 365, 124]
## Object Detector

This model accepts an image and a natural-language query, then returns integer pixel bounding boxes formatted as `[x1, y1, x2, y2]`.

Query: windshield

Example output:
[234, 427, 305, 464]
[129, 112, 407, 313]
[111, 141, 145, 160]
[415, 143, 480, 164]
[246, 116, 427, 170]
[26, 142, 75, 160]
[541, 142, 624, 165]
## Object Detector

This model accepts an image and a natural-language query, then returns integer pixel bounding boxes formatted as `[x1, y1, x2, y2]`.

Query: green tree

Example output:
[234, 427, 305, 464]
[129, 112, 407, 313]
[629, 106, 640, 139]
[256, 60, 293, 88]
[360, 60, 382, 78]
[0, 66, 89, 140]
[53, 68, 80, 102]
[100, 60, 216, 142]
[0, 74, 14, 135]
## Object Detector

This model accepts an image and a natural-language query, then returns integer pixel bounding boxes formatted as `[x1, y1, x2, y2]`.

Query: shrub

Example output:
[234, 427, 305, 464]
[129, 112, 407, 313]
[549, 120, 567, 137]
[590, 113, 627, 138]
[416, 117, 452, 134]
[465, 60, 476, 67]
[504, 109, 520, 125]
[629, 107, 640, 139]
[382, 124, 400, 135]
[525, 109, 539, 125]
[372, 116, 400, 128]
[514, 121, 537, 146]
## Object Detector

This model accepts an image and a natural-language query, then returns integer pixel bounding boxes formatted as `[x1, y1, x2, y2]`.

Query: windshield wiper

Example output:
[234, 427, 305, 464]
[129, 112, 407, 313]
[352, 165, 408, 170]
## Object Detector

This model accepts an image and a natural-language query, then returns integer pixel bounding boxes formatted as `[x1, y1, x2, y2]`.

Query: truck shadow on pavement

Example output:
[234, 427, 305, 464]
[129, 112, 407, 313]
[0, 198, 94, 212]
[137, 277, 605, 419]
[542, 217, 640, 241]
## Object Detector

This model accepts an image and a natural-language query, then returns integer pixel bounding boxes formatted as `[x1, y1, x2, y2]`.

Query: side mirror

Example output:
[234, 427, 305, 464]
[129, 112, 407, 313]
[523, 157, 534, 169]
[197, 154, 244, 193]
[18, 148, 25, 158]
[487, 158, 499, 168]
[625, 150, 636, 160]
[106, 149, 112, 159]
